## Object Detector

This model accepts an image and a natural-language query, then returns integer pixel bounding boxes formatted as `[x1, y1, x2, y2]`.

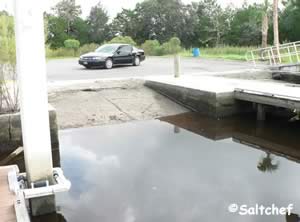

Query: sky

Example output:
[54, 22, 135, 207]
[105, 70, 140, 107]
[0, 0, 264, 18]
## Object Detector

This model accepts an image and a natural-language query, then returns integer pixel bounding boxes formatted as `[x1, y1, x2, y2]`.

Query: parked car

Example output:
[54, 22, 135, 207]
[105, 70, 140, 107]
[79, 44, 146, 69]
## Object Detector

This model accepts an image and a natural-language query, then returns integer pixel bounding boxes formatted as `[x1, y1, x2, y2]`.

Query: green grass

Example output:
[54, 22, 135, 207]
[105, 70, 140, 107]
[46, 45, 258, 62]
[280, 55, 300, 64]
[179, 46, 257, 61]
[46, 43, 100, 60]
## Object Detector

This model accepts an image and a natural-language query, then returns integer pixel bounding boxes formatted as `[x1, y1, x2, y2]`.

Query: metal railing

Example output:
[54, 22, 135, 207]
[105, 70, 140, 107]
[246, 41, 300, 66]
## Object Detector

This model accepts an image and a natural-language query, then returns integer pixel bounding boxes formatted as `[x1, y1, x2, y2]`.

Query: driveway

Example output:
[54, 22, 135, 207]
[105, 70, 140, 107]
[47, 57, 258, 82]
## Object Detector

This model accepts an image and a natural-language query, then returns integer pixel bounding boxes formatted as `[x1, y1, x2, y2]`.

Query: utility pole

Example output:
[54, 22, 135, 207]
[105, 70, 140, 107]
[14, 0, 56, 216]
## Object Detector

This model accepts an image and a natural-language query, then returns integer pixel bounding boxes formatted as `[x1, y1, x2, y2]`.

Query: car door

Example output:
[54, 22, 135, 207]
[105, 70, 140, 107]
[114, 45, 133, 64]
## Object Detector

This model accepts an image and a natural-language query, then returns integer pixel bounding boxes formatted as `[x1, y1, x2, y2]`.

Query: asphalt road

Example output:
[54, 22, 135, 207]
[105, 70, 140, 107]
[47, 56, 257, 82]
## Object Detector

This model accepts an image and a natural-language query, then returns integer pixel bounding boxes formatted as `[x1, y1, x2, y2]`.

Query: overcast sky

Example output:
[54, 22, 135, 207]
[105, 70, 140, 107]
[1, 0, 264, 18]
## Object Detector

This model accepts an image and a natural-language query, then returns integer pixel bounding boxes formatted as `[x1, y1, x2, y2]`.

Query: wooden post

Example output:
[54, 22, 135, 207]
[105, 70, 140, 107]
[174, 54, 181, 78]
[14, 0, 55, 216]
[257, 104, 266, 121]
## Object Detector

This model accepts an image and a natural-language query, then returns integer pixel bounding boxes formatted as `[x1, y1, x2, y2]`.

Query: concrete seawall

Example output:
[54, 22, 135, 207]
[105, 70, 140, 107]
[145, 74, 300, 120]
[145, 78, 251, 118]
[272, 64, 300, 83]
[0, 104, 59, 153]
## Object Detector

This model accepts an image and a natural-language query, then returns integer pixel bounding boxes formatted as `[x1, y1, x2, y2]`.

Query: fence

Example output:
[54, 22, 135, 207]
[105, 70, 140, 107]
[246, 41, 300, 66]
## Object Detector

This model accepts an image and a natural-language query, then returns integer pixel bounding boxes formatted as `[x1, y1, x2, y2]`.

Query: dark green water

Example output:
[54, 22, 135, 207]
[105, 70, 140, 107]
[29, 113, 300, 222]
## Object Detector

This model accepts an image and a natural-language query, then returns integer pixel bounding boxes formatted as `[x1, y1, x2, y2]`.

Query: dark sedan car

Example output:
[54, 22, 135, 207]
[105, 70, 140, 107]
[79, 44, 146, 69]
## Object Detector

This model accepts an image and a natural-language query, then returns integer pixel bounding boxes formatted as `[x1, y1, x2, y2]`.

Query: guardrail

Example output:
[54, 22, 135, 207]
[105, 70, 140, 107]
[246, 41, 300, 66]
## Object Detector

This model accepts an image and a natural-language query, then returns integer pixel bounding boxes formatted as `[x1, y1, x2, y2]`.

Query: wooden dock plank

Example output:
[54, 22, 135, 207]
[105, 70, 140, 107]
[235, 90, 300, 110]
[0, 166, 17, 222]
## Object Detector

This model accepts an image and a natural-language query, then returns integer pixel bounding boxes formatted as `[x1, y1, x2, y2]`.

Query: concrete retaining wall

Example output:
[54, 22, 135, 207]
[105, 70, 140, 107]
[145, 81, 251, 118]
[271, 64, 300, 83]
[0, 104, 59, 153]
[276, 64, 300, 72]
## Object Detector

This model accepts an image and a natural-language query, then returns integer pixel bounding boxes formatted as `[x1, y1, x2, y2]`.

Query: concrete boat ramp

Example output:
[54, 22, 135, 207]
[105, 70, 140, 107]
[145, 74, 300, 119]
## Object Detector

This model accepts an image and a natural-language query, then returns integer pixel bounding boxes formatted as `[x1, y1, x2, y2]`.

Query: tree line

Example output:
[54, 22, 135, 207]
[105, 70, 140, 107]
[1, 0, 300, 51]
[44, 0, 300, 49]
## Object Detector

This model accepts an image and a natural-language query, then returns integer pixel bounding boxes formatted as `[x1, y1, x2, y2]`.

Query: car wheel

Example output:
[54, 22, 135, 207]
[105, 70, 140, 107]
[133, 56, 140, 66]
[105, 58, 113, 69]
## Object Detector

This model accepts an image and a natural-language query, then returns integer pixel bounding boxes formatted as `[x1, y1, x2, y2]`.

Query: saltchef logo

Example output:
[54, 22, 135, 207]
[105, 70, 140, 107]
[228, 203, 294, 216]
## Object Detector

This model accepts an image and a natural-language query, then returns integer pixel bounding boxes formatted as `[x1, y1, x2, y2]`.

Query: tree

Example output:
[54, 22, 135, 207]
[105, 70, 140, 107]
[257, 152, 279, 173]
[52, 0, 82, 35]
[261, 0, 270, 48]
[0, 10, 9, 16]
[108, 36, 136, 45]
[46, 15, 69, 48]
[87, 2, 110, 44]
[225, 3, 263, 46]
[48, 0, 88, 48]
[136, 0, 187, 45]
[273, 0, 280, 46]
[111, 0, 190, 46]
[279, 0, 300, 42]
[72, 17, 90, 45]
[110, 9, 140, 43]
[193, 0, 233, 47]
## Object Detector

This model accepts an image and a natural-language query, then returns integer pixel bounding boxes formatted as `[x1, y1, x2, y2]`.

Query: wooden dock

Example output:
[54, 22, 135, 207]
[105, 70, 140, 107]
[235, 84, 300, 110]
[0, 166, 17, 222]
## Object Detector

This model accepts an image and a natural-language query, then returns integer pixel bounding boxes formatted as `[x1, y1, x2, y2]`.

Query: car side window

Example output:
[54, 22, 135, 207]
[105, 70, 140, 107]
[119, 46, 132, 55]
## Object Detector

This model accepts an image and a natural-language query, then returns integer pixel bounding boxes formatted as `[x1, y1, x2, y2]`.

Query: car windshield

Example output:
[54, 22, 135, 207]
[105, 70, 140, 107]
[95, 45, 119, 53]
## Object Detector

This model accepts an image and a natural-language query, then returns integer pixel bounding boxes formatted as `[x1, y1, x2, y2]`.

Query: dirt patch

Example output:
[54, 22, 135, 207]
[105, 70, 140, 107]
[49, 79, 188, 129]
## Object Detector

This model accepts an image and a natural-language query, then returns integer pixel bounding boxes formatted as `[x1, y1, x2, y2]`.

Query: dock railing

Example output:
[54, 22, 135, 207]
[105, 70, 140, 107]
[246, 41, 300, 66]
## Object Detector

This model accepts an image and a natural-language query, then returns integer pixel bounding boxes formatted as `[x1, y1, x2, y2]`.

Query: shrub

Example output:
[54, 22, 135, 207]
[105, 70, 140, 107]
[46, 43, 102, 58]
[108, 36, 137, 46]
[64, 39, 81, 50]
[78, 43, 100, 55]
[161, 37, 182, 55]
[46, 46, 75, 58]
[0, 64, 19, 114]
[64, 39, 80, 56]
[0, 14, 15, 64]
[0, 14, 18, 114]
[141, 40, 162, 56]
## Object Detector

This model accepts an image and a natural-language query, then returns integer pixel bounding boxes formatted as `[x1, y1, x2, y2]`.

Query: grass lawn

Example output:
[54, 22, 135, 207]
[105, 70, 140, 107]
[46, 46, 257, 62]
[179, 46, 256, 61]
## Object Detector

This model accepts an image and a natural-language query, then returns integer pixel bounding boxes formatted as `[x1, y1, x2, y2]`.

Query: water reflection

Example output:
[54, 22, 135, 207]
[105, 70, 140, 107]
[4, 112, 300, 221]
[286, 213, 300, 222]
[257, 152, 280, 173]
[31, 212, 67, 222]
[48, 113, 300, 222]
[160, 112, 300, 164]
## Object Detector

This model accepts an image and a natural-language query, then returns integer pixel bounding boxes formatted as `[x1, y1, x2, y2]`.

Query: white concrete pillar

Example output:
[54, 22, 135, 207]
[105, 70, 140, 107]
[14, 0, 55, 215]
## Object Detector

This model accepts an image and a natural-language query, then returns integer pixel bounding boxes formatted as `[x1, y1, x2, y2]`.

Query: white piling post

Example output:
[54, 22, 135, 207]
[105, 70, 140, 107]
[14, 0, 55, 216]
[174, 54, 181, 78]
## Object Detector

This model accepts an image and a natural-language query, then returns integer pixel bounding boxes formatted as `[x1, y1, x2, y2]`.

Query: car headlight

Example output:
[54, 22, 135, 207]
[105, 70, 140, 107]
[94, 56, 105, 61]
[79, 56, 83, 59]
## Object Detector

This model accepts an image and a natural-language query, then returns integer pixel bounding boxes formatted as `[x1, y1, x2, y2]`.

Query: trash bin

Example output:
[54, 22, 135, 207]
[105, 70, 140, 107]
[192, 48, 200, 57]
